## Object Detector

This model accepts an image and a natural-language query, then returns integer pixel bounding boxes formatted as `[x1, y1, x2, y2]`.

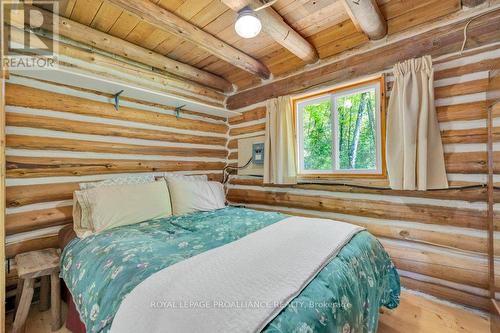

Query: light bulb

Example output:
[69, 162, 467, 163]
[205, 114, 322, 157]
[235, 8, 262, 39]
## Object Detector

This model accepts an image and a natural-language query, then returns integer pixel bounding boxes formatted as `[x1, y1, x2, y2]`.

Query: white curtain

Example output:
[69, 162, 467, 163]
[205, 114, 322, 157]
[386, 55, 448, 190]
[264, 96, 297, 184]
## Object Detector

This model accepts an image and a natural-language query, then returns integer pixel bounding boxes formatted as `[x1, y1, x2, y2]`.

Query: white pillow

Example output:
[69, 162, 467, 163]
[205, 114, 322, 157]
[80, 174, 155, 190]
[73, 179, 172, 237]
[167, 178, 225, 216]
[163, 174, 208, 182]
[73, 191, 94, 238]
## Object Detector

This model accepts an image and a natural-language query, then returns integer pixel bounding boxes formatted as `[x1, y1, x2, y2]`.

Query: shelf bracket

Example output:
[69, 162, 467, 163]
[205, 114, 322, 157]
[113, 90, 125, 111]
[175, 105, 186, 119]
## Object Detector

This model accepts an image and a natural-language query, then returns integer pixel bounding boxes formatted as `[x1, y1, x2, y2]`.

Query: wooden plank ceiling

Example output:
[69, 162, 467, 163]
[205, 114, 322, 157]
[57, 0, 462, 92]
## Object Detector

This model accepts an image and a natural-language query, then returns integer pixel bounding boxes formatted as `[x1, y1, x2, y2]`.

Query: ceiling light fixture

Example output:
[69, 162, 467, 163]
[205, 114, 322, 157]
[234, 6, 262, 39]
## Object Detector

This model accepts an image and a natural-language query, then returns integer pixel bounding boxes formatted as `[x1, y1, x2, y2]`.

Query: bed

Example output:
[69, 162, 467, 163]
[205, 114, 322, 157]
[59, 206, 400, 333]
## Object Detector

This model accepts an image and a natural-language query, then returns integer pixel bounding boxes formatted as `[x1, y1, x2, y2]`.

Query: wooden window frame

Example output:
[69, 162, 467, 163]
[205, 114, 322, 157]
[293, 76, 387, 180]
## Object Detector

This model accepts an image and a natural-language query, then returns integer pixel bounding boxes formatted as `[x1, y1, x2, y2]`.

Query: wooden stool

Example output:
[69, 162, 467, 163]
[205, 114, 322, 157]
[13, 248, 62, 333]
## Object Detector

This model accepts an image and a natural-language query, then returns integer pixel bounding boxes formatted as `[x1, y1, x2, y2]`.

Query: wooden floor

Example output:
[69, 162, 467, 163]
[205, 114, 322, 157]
[6, 302, 70, 333]
[6, 291, 491, 333]
[379, 292, 490, 333]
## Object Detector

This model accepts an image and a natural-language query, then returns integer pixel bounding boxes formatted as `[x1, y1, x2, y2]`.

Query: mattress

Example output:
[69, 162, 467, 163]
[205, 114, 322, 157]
[59, 207, 400, 333]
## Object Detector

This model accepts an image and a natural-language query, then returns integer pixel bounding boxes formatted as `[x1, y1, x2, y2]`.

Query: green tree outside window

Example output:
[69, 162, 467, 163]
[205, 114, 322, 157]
[301, 88, 377, 172]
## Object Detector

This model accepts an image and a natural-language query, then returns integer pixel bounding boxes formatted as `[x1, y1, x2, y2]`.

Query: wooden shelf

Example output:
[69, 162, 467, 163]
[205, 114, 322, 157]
[11, 67, 240, 119]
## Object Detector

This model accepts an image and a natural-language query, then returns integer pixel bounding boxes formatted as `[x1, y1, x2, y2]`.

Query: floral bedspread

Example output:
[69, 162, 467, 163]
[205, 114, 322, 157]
[61, 207, 400, 333]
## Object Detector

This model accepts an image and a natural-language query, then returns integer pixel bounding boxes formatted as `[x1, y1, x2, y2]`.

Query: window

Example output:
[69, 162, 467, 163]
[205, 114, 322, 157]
[295, 77, 385, 177]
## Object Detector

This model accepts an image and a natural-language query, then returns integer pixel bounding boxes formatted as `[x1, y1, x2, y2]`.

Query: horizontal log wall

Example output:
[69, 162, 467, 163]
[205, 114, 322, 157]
[226, 9, 500, 109]
[4, 75, 228, 261]
[226, 44, 500, 311]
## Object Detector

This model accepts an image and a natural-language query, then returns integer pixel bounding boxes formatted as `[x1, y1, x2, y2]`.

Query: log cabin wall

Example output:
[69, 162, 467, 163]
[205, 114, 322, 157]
[3, 75, 229, 296]
[226, 43, 500, 311]
[1, 0, 498, 323]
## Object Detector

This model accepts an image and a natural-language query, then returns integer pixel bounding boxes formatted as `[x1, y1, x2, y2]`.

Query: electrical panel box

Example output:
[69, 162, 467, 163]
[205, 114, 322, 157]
[237, 136, 265, 176]
[252, 143, 264, 164]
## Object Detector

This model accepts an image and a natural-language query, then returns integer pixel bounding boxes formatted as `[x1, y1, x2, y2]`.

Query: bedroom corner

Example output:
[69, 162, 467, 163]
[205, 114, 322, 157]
[1, 1, 500, 333]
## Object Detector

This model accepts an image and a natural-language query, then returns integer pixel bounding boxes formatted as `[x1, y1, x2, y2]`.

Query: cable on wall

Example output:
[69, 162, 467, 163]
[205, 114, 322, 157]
[223, 158, 253, 184]
[460, 10, 497, 55]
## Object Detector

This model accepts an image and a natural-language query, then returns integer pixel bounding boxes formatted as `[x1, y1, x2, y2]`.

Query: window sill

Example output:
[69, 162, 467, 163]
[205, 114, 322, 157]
[297, 173, 387, 180]
[296, 175, 388, 187]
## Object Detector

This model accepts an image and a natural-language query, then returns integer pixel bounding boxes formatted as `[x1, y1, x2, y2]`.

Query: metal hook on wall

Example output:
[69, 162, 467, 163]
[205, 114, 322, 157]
[113, 90, 125, 111]
[175, 105, 186, 119]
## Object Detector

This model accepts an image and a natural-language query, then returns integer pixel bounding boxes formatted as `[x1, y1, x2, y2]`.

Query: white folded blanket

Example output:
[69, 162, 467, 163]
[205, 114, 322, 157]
[110, 216, 363, 333]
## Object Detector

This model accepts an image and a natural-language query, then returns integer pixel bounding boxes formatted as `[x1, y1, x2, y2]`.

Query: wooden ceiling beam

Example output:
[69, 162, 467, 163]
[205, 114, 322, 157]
[221, 0, 319, 64]
[341, 0, 387, 40]
[7, 27, 226, 109]
[106, 0, 271, 80]
[461, 0, 488, 7]
[19, 5, 233, 93]
[226, 9, 500, 109]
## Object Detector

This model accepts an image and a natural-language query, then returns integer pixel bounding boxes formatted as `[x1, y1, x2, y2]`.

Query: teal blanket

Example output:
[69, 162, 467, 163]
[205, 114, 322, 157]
[61, 207, 400, 333]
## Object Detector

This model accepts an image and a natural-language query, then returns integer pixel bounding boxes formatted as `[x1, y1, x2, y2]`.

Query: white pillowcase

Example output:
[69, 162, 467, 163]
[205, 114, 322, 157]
[167, 178, 225, 216]
[73, 179, 172, 237]
[163, 174, 208, 182]
[80, 174, 155, 190]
